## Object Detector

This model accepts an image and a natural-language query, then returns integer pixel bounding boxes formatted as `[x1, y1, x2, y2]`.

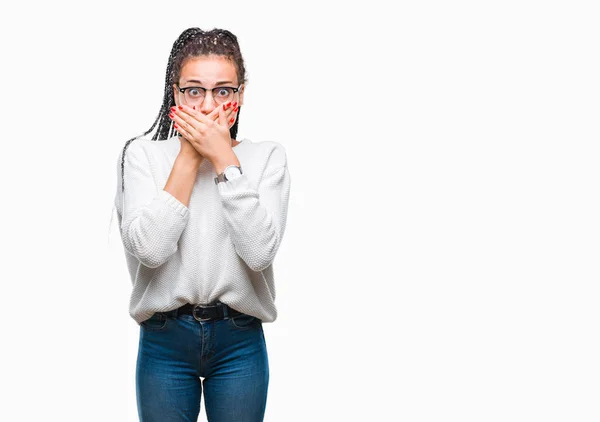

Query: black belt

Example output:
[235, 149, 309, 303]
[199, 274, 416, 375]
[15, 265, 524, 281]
[162, 302, 243, 321]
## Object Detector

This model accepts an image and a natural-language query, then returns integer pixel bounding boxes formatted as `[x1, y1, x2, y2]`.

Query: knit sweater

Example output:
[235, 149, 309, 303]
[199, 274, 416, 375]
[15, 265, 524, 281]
[113, 135, 291, 325]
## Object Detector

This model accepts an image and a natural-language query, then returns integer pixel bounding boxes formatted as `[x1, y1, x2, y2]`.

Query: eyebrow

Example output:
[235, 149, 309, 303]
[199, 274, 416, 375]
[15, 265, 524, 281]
[182, 79, 236, 86]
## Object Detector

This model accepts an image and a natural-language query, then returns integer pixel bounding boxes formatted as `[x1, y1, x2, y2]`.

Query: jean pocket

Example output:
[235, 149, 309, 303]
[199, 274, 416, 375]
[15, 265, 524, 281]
[228, 314, 260, 330]
[140, 312, 169, 332]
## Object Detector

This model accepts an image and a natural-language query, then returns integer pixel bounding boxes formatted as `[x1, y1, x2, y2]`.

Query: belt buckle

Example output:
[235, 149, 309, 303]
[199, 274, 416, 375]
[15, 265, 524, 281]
[192, 304, 215, 322]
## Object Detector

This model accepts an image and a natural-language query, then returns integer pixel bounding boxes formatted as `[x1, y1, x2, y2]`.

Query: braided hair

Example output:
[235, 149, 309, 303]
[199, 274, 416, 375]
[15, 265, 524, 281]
[120, 27, 247, 192]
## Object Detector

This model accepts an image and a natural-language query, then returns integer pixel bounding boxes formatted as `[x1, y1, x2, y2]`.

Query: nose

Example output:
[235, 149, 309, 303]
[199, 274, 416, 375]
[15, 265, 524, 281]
[200, 92, 217, 115]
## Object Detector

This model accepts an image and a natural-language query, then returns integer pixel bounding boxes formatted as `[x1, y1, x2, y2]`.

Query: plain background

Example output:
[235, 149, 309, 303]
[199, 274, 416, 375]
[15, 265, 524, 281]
[0, 0, 598, 421]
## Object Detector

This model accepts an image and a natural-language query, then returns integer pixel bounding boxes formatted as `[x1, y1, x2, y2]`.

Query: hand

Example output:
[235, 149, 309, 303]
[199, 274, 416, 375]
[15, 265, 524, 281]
[170, 101, 239, 162]
[178, 134, 204, 165]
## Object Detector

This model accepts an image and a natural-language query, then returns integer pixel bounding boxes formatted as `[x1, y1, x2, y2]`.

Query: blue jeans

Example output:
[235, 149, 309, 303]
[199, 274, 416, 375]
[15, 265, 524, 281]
[136, 310, 269, 422]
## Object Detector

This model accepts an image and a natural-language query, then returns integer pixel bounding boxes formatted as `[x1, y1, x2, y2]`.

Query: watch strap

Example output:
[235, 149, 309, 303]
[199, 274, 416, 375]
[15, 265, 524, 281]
[214, 165, 242, 185]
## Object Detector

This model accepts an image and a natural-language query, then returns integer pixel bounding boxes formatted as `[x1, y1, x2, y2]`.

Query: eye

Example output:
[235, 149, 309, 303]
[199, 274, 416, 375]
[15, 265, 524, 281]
[187, 88, 203, 97]
[216, 88, 232, 97]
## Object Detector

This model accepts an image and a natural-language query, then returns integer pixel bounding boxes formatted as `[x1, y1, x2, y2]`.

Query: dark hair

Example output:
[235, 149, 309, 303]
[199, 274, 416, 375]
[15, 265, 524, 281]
[120, 27, 247, 192]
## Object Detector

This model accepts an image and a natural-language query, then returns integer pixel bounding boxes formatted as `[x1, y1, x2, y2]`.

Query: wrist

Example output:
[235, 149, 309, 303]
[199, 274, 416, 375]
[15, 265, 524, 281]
[211, 148, 240, 175]
[176, 152, 203, 171]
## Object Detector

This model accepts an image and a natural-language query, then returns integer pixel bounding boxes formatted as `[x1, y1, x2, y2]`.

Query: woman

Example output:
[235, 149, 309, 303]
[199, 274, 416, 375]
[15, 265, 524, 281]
[114, 27, 291, 421]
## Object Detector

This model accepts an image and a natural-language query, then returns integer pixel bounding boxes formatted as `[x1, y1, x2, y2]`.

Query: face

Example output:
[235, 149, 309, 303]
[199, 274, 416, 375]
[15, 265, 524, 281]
[173, 55, 244, 119]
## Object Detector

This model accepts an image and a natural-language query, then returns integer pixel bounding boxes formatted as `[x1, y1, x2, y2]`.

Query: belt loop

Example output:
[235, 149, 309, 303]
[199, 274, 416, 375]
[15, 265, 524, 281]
[222, 303, 229, 319]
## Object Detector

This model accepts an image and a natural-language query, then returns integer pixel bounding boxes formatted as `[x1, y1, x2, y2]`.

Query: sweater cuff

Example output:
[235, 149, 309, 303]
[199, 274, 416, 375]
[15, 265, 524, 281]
[216, 174, 256, 197]
[158, 189, 189, 219]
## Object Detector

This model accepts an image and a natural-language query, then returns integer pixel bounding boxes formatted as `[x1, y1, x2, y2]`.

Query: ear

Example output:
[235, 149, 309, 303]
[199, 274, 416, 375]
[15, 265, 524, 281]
[172, 84, 179, 107]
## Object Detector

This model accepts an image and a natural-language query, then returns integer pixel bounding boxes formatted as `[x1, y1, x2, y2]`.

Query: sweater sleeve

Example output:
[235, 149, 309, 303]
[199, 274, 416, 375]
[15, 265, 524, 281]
[116, 141, 190, 268]
[217, 145, 291, 272]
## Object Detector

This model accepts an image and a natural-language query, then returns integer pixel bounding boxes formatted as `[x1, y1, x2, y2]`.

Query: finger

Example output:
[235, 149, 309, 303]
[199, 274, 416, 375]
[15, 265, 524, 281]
[218, 102, 227, 126]
[213, 102, 237, 127]
[169, 108, 200, 137]
[227, 101, 238, 120]
[172, 121, 192, 140]
[173, 104, 211, 128]
[208, 104, 220, 120]
[220, 101, 238, 128]
[228, 101, 239, 127]
[208, 101, 232, 122]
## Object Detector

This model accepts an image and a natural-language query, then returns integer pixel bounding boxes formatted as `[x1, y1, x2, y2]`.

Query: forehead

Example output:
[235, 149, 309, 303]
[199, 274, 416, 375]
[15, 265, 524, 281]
[179, 55, 237, 84]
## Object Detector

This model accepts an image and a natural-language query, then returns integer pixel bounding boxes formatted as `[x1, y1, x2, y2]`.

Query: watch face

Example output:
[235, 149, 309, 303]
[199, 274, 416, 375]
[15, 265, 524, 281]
[224, 166, 242, 180]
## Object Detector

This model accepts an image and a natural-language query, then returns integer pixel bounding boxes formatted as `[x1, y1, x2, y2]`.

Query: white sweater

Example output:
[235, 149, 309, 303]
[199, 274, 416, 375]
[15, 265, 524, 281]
[114, 136, 291, 325]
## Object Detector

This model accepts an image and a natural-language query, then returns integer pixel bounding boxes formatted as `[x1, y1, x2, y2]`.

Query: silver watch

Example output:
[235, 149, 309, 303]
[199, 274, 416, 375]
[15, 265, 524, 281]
[214, 165, 243, 184]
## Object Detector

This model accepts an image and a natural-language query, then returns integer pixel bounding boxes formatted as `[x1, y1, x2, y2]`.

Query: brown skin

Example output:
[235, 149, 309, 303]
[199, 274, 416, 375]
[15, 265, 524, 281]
[162, 55, 244, 207]
[171, 55, 244, 168]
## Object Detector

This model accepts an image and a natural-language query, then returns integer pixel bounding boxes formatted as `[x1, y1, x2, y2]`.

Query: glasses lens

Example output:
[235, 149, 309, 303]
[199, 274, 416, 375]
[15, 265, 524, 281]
[184, 88, 205, 106]
[181, 87, 236, 106]
[214, 88, 234, 105]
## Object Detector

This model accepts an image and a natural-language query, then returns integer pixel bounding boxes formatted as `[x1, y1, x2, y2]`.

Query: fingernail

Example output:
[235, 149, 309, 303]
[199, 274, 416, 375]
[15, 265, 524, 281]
[178, 106, 183, 110]
[233, 106, 238, 112]
[193, 106, 196, 110]
[233, 102, 237, 107]
[229, 118, 234, 123]
[223, 104, 229, 110]
[227, 101, 232, 106]
[174, 123, 179, 128]
[169, 113, 174, 118]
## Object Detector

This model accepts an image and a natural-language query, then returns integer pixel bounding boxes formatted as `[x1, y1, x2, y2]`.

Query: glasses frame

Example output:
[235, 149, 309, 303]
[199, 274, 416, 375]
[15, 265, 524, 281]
[176, 84, 242, 106]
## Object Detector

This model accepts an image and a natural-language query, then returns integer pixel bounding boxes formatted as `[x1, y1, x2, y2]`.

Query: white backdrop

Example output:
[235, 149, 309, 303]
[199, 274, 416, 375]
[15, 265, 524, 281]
[0, 1, 598, 421]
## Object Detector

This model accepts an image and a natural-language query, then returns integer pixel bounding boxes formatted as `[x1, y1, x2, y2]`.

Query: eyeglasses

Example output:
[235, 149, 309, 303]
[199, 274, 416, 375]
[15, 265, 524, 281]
[177, 84, 242, 106]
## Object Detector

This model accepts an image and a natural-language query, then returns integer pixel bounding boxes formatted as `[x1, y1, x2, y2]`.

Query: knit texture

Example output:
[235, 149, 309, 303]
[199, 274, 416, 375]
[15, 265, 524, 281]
[114, 136, 290, 325]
